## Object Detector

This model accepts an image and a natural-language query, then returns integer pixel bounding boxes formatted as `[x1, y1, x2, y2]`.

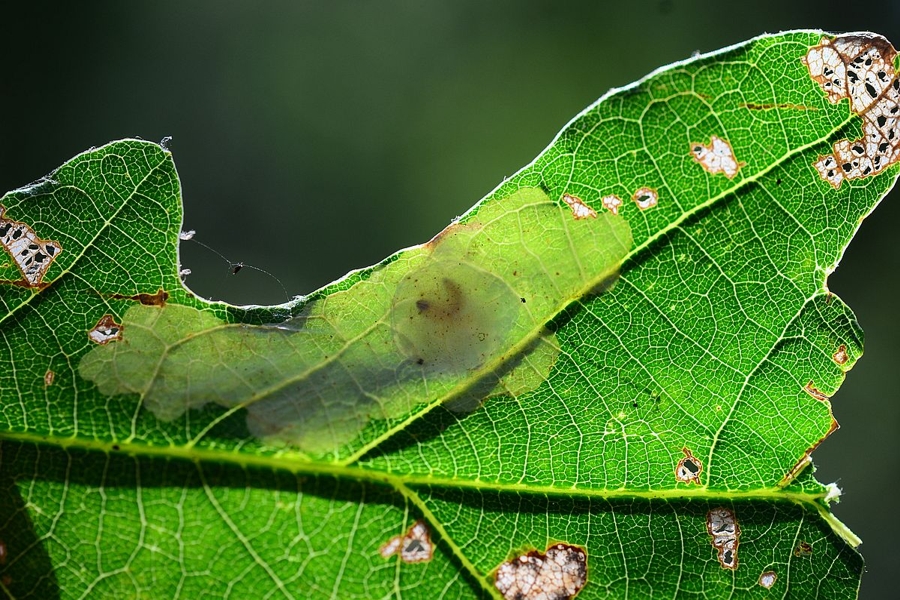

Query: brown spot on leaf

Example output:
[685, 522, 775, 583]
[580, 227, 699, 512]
[562, 194, 598, 220]
[379, 520, 433, 564]
[833, 344, 849, 365]
[803, 381, 830, 402]
[0, 538, 6, 565]
[802, 35, 900, 188]
[794, 541, 813, 557]
[780, 416, 839, 486]
[494, 543, 587, 600]
[88, 315, 124, 345]
[44, 370, 54, 387]
[107, 289, 169, 307]
[675, 447, 702, 484]
[706, 507, 740, 570]
[0, 205, 62, 287]
[759, 571, 777, 589]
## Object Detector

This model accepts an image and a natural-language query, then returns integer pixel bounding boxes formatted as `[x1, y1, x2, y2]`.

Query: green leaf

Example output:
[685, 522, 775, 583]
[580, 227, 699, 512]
[1, 30, 896, 599]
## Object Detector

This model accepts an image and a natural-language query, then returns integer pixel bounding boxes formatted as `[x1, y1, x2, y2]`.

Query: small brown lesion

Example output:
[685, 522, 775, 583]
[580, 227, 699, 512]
[107, 289, 169, 307]
[379, 520, 433, 564]
[601, 195, 623, 215]
[759, 570, 777, 589]
[780, 416, 839, 486]
[43, 370, 55, 387]
[632, 187, 658, 210]
[675, 447, 702, 484]
[794, 541, 813, 557]
[562, 194, 598, 220]
[690, 136, 745, 179]
[832, 344, 849, 365]
[88, 315, 124, 345]
[803, 381, 830, 402]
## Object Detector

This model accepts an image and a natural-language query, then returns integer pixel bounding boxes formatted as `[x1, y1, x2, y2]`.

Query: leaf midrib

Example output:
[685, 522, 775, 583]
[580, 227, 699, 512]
[0, 429, 832, 505]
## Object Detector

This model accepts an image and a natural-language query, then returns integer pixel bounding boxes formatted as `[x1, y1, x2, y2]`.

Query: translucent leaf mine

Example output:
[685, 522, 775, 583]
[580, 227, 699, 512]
[803, 34, 900, 187]
[79, 187, 632, 455]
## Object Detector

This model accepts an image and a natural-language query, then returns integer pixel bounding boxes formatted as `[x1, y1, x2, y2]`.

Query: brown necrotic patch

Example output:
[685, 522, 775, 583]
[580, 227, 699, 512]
[802, 35, 900, 188]
[706, 507, 740, 570]
[494, 543, 587, 600]
[759, 570, 777, 589]
[43, 370, 54, 387]
[88, 315, 124, 345]
[0, 205, 62, 287]
[803, 380, 830, 402]
[690, 136, 745, 179]
[675, 447, 702, 484]
[108, 289, 169, 307]
[833, 344, 849, 365]
[794, 541, 813, 557]
[379, 520, 433, 564]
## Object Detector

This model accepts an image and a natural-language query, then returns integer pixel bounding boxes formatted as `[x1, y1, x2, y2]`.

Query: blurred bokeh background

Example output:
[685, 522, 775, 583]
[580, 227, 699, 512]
[1, 1, 897, 597]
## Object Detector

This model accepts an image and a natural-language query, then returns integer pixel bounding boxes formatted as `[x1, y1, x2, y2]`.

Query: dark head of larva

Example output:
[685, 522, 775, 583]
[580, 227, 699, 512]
[391, 259, 519, 374]
[413, 278, 465, 321]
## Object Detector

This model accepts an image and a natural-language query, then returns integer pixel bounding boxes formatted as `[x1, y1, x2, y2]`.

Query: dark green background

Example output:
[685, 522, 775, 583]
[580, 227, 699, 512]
[1, 2, 897, 598]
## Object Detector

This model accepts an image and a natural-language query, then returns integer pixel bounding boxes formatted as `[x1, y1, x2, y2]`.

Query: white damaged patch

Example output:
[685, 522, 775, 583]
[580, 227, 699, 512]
[562, 194, 598, 220]
[675, 447, 702, 484]
[88, 315, 124, 345]
[494, 543, 587, 600]
[632, 187, 658, 210]
[759, 571, 777, 589]
[601, 195, 623, 215]
[706, 507, 740, 570]
[0, 205, 62, 287]
[802, 35, 900, 188]
[379, 520, 433, 563]
[690, 136, 745, 178]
